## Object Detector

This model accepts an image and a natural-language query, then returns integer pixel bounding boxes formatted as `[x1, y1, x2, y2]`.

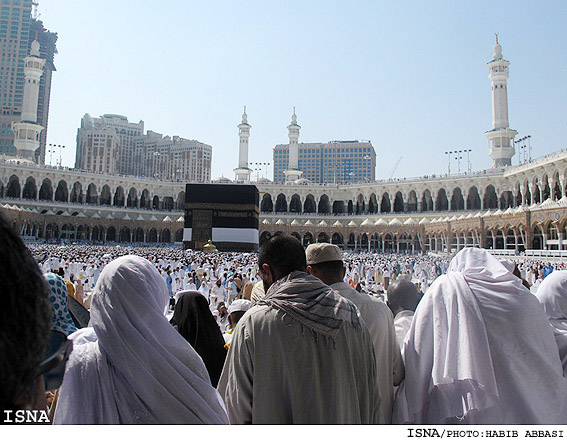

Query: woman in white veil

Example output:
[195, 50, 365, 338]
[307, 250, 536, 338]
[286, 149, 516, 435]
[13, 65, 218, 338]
[54, 255, 229, 424]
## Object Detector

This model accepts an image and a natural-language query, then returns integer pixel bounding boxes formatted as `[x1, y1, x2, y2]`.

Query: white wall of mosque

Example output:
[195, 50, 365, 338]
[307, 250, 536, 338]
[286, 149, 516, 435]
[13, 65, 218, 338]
[2, 148, 567, 251]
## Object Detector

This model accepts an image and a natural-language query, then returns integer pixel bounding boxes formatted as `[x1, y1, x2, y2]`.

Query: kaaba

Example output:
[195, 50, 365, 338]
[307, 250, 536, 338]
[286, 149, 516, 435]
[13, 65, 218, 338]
[183, 184, 259, 252]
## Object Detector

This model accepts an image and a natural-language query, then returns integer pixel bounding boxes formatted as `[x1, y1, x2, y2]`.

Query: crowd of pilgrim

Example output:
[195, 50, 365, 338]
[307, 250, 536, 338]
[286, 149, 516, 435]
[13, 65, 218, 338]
[2, 212, 567, 425]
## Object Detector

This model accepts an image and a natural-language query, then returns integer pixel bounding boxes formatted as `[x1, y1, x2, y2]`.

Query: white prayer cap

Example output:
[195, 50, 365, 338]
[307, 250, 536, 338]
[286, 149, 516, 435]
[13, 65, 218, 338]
[305, 243, 342, 265]
[228, 299, 251, 315]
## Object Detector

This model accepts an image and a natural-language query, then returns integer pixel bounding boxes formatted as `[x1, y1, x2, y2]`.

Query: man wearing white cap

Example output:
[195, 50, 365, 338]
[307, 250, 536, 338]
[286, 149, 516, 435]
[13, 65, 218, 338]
[217, 235, 381, 424]
[223, 299, 252, 347]
[306, 242, 404, 424]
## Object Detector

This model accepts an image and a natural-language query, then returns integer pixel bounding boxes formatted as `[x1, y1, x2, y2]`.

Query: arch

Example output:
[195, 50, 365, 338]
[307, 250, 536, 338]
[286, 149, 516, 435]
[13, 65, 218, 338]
[45, 223, 59, 240]
[393, 191, 404, 213]
[304, 194, 316, 213]
[318, 194, 331, 214]
[290, 232, 301, 242]
[91, 225, 103, 242]
[119, 227, 131, 243]
[174, 228, 183, 242]
[368, 193, 378, 214]
[261, 194, 273, 212]
[275, 193, 288, 212]
[450, 187, 464, 211]
[133, 227, 144, 242]
[161, 228, 171, 243]
[163, 197, 174, 210]
[260, 231, 272, 246]
[347, 200, 354, 214]
[406, 190, 417, 212]
[0, 180, 4, 198]
[289, 194, 302, 213]
[127, 187, 138, 208]
[86, 183, 98, 205]
[495, 230, 505, 249]
[317, 231, 330, 243]
[355, 194, 365, 214]
[113, 186, 125, 207]
[380, 193, 391, 213]
[106, 226, 116, 242]
[332, 200, 345, 214]
[483, 185, 498, 209]
[39, 178, 53, 201]
[435, 188, 448, 211]
[499, 190, 514, 209]
[331, 232, 344, 245]
[76, 225, 86, 241]
[176, 191, 185, 210]
[54, 180, 69, 202]
[22, 176, 37, 199]
[70, 181, 83, 203]
[6, 175, 21, 198]
[421, 189, 433, 212]
[467, 186, 481, 210]
[148, 228, 158, 243]
[152, 195, 160, 210]
[140, 189, 151, 209]
[303, 232, 314, 247]
[532, 225, 544, 250]
[99, 184, 111, 206]
[348, 233, 356, 249]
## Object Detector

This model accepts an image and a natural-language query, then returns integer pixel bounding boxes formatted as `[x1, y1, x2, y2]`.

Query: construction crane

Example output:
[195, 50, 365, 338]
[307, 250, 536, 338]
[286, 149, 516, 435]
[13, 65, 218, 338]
[390, 156, 403, 179]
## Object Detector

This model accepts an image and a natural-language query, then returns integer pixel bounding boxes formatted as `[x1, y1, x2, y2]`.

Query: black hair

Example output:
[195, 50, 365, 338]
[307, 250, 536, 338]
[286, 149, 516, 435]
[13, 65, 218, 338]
[387, 279, 420, 313]
[0, 214, 51, 412]
[258, 235, 306, 277]
[308, 260, 344, 280]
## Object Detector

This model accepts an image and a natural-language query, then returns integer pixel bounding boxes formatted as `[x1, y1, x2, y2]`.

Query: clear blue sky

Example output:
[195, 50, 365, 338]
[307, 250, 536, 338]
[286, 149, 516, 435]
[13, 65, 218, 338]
[39, 0, 567, 180]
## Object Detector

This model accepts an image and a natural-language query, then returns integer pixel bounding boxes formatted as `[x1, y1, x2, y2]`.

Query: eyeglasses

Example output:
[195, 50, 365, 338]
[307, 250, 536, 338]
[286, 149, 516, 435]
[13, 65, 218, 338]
[38, 334, 73, 392]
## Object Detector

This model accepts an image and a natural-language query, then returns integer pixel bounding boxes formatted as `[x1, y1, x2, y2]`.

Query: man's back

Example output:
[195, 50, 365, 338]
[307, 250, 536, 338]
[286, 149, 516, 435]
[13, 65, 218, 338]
[217, 304, 381, 424]
[330, 281, 404, 423]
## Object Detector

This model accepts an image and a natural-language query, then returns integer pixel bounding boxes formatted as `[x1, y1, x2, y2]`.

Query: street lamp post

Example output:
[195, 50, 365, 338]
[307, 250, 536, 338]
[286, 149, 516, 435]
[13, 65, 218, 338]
[444, 151, 452, 175]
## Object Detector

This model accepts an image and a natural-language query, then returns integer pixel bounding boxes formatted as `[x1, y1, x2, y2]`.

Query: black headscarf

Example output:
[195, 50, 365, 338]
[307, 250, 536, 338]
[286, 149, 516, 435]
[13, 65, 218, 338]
[170, 291, 227, 387]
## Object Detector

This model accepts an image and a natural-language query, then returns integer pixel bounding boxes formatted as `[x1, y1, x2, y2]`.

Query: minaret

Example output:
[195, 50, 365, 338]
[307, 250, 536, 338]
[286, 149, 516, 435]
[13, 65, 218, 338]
[12, 38, 45, 162]
[234, 106, 252, 182]
[284, 107, 303, 182]
[485, 34, 517, 167]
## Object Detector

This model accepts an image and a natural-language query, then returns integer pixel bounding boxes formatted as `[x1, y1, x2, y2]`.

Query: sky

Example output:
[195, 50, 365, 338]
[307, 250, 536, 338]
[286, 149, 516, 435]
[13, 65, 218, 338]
[38, 0, 567, 181]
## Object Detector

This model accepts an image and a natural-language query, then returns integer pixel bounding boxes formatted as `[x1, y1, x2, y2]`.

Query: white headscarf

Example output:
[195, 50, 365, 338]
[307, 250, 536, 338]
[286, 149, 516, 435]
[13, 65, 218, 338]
[534, 270, 567, 375]
[54, 255, 229, 424]
[393, 247, 567, 424]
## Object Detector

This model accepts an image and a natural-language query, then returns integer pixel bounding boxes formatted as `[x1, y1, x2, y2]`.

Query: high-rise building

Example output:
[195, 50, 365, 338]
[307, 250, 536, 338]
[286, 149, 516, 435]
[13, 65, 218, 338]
[0, 1, 56, 163]
[75, 113, 212, 182]
[273, 140, 376, 184]
[75, 114, 144, 174]
[75, 114, 121, 174]
[133, 131, 212, 182]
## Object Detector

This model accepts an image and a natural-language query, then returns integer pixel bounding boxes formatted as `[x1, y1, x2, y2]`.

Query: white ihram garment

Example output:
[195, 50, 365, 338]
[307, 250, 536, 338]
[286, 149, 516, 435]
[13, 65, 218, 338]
[393, 248, 567, 424]
[534, 270, 567, 375]
[54, 255, 228, 425]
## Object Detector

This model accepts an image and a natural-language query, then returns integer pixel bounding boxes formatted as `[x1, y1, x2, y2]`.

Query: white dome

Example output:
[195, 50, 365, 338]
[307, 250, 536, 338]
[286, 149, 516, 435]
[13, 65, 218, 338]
[403, 218, 417, 225]
[375, 218, 388, 226]
[213, 176, 232, 183]
[389, 218, 402, 226]
[294, 178, 312, 185]
[333, 220, 343, 227]
[290, 219, 300, 226]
